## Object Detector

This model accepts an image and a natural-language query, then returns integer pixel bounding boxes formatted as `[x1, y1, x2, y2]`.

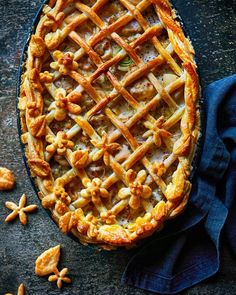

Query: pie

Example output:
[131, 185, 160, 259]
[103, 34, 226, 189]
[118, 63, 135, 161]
[18, 0, 200, 248]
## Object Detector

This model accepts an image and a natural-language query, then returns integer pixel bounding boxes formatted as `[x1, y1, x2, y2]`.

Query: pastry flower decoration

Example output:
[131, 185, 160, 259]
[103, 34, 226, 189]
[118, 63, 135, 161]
[152, 161, 167, 177]
[100, 210, 116, 225]
[44, 9, 65, 51]
[81, 178, 109, 205]
[35, 245, 71, 289]
[118, 169, 152, 209]
[5, 194, 37, 225]
[39, 71, 53, 84]
[46, 131, 74, 156]
[42, 184, 71, 215]
[27, 101, 40, 117]
[59, 209, 99, 239]
[50, 51, 78, 74]
[52, 88, 81, 121]
[143, 116, 171, 147]
[91, 131, 121, 166]
[44, 10, 64, 32]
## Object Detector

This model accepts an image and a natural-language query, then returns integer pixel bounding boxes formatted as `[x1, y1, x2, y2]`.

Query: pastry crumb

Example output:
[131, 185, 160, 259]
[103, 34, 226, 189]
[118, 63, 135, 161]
[0, 167, 15, 190]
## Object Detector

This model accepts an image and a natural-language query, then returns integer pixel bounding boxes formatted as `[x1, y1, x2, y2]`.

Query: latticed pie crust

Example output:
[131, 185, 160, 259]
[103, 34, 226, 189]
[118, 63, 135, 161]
[19, 0, 200, 248]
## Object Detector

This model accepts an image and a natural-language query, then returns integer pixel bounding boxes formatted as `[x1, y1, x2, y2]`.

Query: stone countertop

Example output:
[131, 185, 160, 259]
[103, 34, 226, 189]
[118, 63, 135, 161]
[0, 0, 236, 294]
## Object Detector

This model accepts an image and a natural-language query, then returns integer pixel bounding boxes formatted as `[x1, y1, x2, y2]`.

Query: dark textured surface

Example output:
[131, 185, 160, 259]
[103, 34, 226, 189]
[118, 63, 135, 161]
[0, 0, 236, 294]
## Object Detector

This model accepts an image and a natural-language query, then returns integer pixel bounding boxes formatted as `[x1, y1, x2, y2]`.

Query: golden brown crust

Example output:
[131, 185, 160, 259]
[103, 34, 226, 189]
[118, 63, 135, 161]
[28, 158, 51, 177]
[30, 35, 46, 58]
[0, 167, 15, 190]
[19, 0, 200, 248]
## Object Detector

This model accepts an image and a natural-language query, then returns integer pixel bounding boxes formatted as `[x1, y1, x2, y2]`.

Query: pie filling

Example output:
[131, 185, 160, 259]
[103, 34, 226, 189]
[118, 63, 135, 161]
[19, 0, 200, 248]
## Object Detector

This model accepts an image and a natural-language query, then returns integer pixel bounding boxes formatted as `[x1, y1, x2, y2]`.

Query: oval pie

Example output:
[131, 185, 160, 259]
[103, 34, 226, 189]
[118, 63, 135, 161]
[19, 0, 200, 248]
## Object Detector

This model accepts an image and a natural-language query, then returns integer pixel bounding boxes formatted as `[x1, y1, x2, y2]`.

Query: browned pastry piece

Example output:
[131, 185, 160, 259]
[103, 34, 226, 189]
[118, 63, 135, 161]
[5, 283, 25, 295]
[19, 0, 200, 248]
[0, 167, 15, 190]
[5, 194, 38, 225]
[35, 245, 72, 289]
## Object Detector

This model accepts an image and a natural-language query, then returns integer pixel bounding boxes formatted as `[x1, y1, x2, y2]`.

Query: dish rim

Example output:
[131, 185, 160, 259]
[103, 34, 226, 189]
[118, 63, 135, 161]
[16, 0, 204, 249]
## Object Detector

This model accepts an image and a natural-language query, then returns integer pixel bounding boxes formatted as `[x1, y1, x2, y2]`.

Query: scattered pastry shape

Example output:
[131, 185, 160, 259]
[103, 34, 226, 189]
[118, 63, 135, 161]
[0, 167, 15, 190]
[48, 267, 71, 289]
[5, 283, 25, 295]
[35, 245, 71, 289]
[5, 194, 38, 225]
[35, 245, 60, 276]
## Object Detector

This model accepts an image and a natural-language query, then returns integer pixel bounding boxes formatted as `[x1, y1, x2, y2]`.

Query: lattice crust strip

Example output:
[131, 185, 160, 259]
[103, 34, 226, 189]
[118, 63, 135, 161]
[19, 0, 200, 248]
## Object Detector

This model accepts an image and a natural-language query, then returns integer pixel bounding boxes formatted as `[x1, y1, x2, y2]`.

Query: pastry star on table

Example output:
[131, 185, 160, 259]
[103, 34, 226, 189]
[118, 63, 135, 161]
[48, 267, 71, 289]
[5, 193, 38, 225]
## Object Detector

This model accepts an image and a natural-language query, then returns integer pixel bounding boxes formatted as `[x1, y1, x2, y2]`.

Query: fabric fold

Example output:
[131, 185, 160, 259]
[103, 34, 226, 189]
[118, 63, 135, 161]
[122, 75, 236, 294]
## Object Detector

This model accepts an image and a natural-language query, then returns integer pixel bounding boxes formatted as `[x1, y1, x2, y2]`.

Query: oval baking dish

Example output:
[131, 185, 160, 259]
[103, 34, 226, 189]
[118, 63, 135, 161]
[17, 0, 201, 249]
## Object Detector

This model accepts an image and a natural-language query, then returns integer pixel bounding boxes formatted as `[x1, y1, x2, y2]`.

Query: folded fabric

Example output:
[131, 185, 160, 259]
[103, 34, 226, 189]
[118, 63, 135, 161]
[122, 75, 236, 294]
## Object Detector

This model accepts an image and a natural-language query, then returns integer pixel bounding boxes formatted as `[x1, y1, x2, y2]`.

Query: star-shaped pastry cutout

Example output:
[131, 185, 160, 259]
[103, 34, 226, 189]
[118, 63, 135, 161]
[5, 194, 38, 225]
[48, 268, 72, 289]
[91, 131, 120, 166]
[143, 116, 171, 147]
[118, 169, 152, 210]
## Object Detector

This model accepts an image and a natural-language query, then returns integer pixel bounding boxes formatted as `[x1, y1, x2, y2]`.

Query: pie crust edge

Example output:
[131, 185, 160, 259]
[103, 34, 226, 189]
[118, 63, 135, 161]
[18, 0, 200, 248]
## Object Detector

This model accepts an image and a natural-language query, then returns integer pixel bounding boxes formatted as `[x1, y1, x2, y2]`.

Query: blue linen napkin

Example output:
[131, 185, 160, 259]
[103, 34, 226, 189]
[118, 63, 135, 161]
[122, 75, 236, 294]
